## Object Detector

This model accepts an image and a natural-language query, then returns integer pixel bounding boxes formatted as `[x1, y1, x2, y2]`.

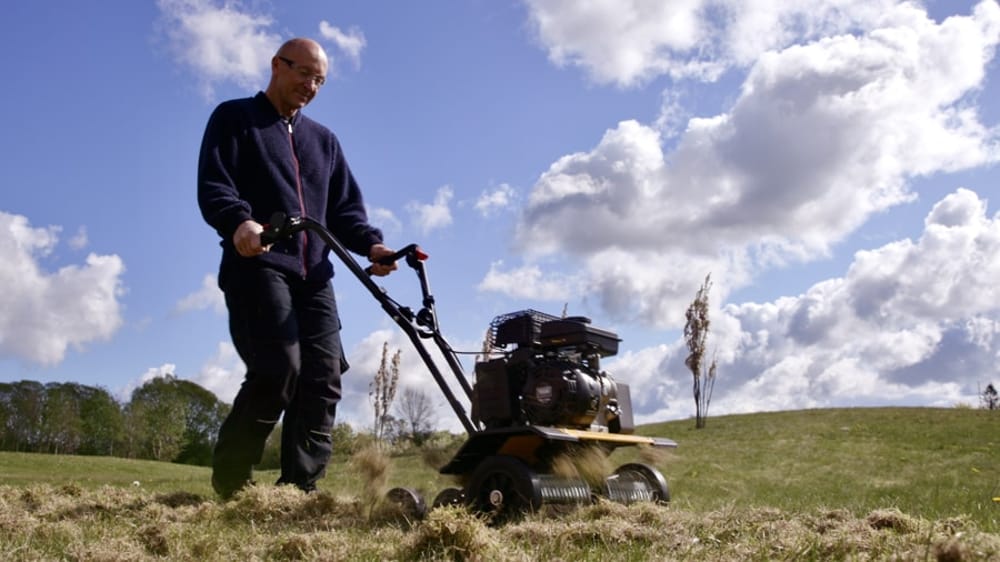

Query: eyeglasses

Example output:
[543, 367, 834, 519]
[277, 56, 326, 87]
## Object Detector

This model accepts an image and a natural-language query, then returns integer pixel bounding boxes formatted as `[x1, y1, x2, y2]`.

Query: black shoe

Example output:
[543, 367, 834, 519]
[212, 472, 253, 500]
[275, 477, 316, 494]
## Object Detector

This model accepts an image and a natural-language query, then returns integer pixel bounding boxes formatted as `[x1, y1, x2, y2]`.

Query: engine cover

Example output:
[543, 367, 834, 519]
[520, 358, 613, 428]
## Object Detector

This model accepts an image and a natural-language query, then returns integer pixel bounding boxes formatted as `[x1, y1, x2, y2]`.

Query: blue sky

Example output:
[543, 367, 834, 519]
[2, 0, 999, 431]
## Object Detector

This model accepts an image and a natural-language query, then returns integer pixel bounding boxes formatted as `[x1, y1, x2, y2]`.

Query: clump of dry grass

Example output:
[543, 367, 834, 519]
[402, 505, 501, 561]
[222, 483, 307, 524]
[137, 523, 170, 556]
[65, 535, 146, 561]
[271, 532, 316, 561]
[267, 531, 378, 561]
[298, 488, 359, 522]
[516, 511, 662, 550]
[3, 483, 1000, 561]
[219, 483, 358, 532]
[866, 507, 919, 532]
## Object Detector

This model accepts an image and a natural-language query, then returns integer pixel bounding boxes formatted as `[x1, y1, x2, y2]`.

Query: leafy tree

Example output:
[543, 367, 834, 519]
[125, 376, 188, 461]
[123, 375, 228, 464]
[2, 381, 46, 451]
[0, 381, 124, 456]
[170, 379, 229, 466]
[0, 383, 10, 450]
[78, 386, 124, 456]
[684, 274, 718, 429]
[0, 377, 222, 462]
[41, 382, 84, 454]
[330, 422, 364, 456]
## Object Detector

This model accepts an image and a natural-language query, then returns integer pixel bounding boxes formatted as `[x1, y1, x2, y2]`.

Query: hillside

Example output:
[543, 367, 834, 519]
[1, 407, 998, 560]
[640, 407, 999, 526]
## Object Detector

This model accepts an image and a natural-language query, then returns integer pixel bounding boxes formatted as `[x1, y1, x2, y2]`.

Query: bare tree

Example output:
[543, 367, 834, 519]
[684, 274, 718, 429]
[395, 387, 436, 446]
[475, 327, 494, 364]
[369, 342, 401, 447]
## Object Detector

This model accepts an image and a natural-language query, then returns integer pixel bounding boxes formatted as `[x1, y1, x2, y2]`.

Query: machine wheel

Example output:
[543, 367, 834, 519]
[432, 487, 465, 509]
[464, 455, 542, 522]
[385, 487, 428, 521]
[606, 463, 670, 504]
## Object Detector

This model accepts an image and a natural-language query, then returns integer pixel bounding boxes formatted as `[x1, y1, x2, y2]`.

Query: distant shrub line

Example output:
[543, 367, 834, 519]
[0, 376, 228, 465]
[0, 377, 457, 468]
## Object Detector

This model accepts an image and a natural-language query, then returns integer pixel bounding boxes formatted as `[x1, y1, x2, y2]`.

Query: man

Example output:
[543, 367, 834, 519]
[198, 38, 396, 499]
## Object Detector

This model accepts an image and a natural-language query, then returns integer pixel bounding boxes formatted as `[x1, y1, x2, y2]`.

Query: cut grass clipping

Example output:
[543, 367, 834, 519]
[551, 444, 614, 489]
[4, 484, 1000, 561]
[349, 444, 390, 520]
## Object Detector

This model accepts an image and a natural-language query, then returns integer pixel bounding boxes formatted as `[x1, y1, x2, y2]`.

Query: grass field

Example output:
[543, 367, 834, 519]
[2, 407, 998, 560]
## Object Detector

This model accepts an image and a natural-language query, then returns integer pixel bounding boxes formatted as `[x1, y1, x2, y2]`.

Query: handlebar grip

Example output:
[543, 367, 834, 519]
[259, 229, 280, 247]
[259, 212, 293, 247]
[363, 262, 386, 275]
[364, 244, 427, 275]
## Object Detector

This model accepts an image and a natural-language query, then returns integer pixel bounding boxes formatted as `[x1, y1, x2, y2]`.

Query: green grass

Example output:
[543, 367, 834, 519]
[637, 407, 1000, 530]
[0, 451, 212, 492]
[2, 407, 998, 560]
[2, 407, 997, 528]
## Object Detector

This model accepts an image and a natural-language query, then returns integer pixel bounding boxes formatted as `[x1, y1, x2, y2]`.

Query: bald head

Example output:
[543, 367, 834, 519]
[265, 38, 329, 118]
[276, 38, 329, 67]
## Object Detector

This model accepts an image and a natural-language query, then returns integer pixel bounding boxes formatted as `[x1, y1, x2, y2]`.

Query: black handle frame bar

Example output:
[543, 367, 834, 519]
[262, 212, 479, 435]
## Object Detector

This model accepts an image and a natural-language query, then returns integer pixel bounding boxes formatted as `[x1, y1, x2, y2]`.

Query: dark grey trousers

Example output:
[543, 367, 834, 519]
[212, 265, 345, 495]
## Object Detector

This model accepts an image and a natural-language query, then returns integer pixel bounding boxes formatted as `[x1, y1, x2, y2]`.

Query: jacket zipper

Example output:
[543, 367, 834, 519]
[286, 120, 308, 278]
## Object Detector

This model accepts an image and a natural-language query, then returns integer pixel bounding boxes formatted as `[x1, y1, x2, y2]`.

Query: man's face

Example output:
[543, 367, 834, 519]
[273, 50, 328, 113]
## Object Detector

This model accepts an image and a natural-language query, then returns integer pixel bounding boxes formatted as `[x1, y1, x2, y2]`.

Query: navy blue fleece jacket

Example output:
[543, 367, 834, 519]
[198, 92, 383, 286]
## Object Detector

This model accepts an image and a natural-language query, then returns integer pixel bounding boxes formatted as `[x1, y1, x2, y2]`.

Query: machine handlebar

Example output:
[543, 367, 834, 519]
[260, 213, 428, 276]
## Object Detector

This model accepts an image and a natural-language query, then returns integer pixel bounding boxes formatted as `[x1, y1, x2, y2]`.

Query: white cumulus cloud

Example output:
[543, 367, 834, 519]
[525, 0, 919, 87]
[0, 212, 125, 366]
[368, 207, 403, 237]
[68, 226, 88, 250]
[156, 0, 282, 99]
[623, 188, 1000, 422]
[407, 186, 454, 234]
[337, 327, 481, 433]
[319, 21, 366, 69]
[498, 2, 1000, 328]
[478, 261, 580, 302]
[193, 341, 245, 403]
[118, 363, 178, 402]
[175, 273, 225, 314]
[475, 184, 517, 217]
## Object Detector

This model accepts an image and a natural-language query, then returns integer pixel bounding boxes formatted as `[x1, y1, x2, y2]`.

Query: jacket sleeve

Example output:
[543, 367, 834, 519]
[325, 134, 384, 256]
[197, 103, 254, 241]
